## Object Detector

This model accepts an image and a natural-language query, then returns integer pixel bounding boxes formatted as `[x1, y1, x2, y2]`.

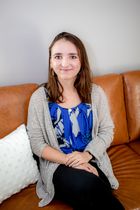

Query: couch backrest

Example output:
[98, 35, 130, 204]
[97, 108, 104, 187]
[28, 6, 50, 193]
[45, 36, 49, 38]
[93, 73, 129, 145]
[0, 84, 38, 138]
[123, 70, 140, 142]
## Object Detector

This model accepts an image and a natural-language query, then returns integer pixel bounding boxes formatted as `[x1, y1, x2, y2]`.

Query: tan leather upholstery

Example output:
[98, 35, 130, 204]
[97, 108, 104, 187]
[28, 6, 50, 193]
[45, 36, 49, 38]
[123, 70, 140, 141]
[129, 140, 140, 156]
[0, 71, 140, 210]
[0, 185, 72, 210]
[93, 74, 129, 145]
[0, 84, 38, 138]
[108, 144, 140, 210]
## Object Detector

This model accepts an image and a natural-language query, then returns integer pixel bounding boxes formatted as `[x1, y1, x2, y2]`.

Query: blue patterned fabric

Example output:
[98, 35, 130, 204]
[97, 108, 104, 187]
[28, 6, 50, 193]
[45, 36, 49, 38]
[49, 102, 93, 154]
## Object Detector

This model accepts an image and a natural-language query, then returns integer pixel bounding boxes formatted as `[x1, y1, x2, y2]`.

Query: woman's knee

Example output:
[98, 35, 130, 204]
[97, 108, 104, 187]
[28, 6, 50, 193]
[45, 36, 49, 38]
[53, 164, 101, 196]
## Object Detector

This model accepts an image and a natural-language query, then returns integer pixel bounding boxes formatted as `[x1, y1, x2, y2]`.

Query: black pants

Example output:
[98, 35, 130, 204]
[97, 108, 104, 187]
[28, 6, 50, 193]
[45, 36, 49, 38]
[53, 162, 124, 210]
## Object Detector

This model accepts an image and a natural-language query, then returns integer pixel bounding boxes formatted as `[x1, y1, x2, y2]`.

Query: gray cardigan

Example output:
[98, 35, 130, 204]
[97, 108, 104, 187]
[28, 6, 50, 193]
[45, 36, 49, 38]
[27, 84, 119, 207]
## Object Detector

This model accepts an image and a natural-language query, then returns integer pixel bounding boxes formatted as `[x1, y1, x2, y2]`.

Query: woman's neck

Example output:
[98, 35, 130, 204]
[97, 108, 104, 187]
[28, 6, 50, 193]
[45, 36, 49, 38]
[59, 79, 76, 94]
[58, 79, 81, 107]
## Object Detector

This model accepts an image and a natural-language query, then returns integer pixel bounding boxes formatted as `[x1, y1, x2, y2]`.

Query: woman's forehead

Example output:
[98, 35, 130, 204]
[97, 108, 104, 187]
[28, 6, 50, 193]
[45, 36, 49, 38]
[51, 39, 78, 55]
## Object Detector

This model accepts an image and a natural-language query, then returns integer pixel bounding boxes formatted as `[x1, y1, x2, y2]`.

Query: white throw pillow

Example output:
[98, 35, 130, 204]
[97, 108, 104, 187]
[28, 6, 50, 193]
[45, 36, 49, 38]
[0, 124, 39, 203]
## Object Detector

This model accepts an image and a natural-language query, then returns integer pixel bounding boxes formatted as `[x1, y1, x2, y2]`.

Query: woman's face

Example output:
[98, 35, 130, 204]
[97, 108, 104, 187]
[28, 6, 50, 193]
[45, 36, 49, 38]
[50, 39, 81, 83]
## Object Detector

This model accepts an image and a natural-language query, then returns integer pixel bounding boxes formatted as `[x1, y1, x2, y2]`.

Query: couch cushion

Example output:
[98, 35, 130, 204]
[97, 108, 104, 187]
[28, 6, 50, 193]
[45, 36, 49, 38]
[0, 185, 72, 210]
[94, 74, 129, 145]
[123, 70, 140, 141]
[108, 144, 140, 210]
[0, 124, 39, 204]
[0, 84, 38, 138]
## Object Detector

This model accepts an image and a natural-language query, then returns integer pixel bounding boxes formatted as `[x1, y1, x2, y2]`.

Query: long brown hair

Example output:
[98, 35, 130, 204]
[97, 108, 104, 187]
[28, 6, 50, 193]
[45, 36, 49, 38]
[45, 32, 92, 103]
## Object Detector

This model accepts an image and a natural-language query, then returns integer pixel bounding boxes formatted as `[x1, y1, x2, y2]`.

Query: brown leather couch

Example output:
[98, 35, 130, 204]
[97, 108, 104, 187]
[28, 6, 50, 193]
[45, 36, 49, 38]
[0, 70, 140, 210]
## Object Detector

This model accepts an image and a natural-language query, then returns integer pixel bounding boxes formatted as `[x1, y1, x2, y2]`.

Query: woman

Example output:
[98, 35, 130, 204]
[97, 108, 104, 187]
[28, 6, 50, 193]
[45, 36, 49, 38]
[27, 32, 124, 209]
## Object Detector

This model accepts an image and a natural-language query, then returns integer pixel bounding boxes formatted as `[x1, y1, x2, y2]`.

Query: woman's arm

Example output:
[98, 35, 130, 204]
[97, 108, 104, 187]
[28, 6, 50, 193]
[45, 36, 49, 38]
[41, 145, 66, 164]
[27, 90, 68, 164]
[27, 94, 47, 157]
[84, 85, 114, 161]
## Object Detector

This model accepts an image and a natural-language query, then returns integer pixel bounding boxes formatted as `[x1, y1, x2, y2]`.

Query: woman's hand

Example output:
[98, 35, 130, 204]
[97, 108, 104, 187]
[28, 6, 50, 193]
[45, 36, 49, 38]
[73, 162, 99, 176]
[65, 151, 92, 167]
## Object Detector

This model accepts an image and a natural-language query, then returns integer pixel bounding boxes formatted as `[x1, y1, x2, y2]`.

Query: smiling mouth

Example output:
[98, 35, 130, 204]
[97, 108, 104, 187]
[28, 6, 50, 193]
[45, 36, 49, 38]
[60, 69, 72, 71]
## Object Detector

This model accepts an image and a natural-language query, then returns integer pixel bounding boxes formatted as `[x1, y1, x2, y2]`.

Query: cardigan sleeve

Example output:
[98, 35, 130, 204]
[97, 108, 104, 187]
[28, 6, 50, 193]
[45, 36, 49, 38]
[27, 90, 48, 158]
[84, 85, 114, 161]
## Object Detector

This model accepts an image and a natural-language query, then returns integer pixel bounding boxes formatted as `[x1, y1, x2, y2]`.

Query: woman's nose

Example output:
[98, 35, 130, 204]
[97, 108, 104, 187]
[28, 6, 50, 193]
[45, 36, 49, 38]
[61, 57, 69, 67]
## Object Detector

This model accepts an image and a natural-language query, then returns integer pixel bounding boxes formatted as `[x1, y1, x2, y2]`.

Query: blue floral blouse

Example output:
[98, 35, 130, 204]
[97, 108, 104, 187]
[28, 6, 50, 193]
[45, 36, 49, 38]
[49, 102, 93, 154]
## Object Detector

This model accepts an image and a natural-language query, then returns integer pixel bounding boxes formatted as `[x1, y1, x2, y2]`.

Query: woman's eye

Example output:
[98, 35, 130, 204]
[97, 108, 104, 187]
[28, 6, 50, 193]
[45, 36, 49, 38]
[71, 55, 77, 59]
[54, 55, 62, 59]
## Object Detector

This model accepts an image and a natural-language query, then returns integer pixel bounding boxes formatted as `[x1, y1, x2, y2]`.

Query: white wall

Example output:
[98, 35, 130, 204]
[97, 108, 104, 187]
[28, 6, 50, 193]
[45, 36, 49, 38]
[0, 0, 139, 86]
